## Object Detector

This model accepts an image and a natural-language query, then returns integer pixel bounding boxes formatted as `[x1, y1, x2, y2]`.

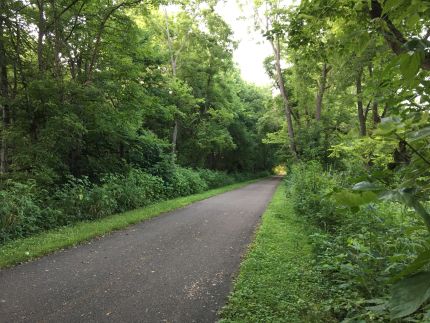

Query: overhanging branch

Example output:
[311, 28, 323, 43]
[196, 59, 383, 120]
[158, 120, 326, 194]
[369, 0, 430, 70]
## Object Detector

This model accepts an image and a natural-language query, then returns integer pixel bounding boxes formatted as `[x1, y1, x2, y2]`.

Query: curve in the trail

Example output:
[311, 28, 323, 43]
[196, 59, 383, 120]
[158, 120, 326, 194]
[0, 177, 281, 323]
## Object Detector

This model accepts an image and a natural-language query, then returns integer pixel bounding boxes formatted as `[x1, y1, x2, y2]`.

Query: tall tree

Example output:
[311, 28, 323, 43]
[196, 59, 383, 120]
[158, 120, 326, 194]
[315, 63, 330, 121]
[0, 9, 9, 174]
[255, 0, 298, 158]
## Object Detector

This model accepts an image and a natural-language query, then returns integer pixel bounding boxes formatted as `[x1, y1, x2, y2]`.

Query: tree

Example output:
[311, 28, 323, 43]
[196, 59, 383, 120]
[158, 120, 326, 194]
[253, 0, 298, 158]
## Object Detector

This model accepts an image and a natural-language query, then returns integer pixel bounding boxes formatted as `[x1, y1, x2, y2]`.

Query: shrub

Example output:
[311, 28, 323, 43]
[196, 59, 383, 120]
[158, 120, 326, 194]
[0, 182, 45, 241]
[53, 171, 166, 220]
[309, 204, 425, 321]
[86, 185, 118, 218]
[196, 169, 235, 188]
[286, 161, 429, 321]
[51, 176, 95, 223]
[0, 167, 268, 243]
[102, 170, 165, 212]
[287, 161, 341, 229]
[165, 167, 208, 197]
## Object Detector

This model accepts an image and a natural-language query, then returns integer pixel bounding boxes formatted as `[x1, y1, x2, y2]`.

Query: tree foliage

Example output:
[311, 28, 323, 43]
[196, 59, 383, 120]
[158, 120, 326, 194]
[0, 1, 276, 240]
[256, 0, 430, 320]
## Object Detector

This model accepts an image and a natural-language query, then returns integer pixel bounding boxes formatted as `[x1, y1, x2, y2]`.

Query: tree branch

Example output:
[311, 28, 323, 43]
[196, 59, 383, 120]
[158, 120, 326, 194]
[369, 0, 430, 70]
[87, 0, 142, 81]
[45, 0, 82, 31]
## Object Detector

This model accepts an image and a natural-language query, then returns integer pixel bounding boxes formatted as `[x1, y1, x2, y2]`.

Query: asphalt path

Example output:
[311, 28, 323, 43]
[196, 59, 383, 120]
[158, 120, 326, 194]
[0, 177, 281, 323]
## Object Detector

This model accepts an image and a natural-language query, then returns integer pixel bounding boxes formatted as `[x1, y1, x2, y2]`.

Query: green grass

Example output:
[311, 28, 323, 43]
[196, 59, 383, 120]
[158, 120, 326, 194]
[0, 179, 261, 269]
[220, 183, 334, 323]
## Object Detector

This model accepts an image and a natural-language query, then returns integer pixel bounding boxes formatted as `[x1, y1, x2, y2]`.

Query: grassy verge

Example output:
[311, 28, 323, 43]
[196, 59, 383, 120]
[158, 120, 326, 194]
[220, 183, 333, 323]
[0, 178, 262, 269]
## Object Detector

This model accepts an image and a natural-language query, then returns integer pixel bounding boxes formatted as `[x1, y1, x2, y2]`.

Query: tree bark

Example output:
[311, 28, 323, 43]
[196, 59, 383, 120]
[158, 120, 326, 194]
[87, 1, 139, 81]
[372, 101, 381, 125]
[87, 17, 108, 81]
[367, 65, 380, 126]
[315, 63, 330, 121]
[0, 16, 9, 174]
[369, 0, 430, 70]
[164, 9, 179, 154]
[171, 120, 178, 154]
[356, 68, 367, 136]
[382, 103, 389, 118]
[36, 0, 46, 72]
[269, 37, 297, 158]
[50, 0, 62, 77]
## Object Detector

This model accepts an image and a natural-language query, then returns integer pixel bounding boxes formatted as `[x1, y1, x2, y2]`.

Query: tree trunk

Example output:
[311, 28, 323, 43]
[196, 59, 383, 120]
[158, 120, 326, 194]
[269, 37, 297, 158]
[87, 2, 129, 81]
[356, 68, 366, 136]
[171, 120, 178, 154]
[315, 63, 329, 121]
[164, 9, 179, 154]
[382, 103, 389, 118]
[0, 105, 8, 175]
[51, 0, 62, 77]
[0, 17, 9, 174]
[372, 101, 381, 126]
[87, 25, 105, 82]
[37, 0, 45, 72]
[367, 65, 380, 127]
[369, 0, 430, 70]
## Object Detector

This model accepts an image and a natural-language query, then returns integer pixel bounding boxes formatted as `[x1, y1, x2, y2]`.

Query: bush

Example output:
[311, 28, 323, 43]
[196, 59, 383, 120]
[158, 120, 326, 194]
[52, 176, 95, 223]
[165, 167, 208, 197]
[53, 171, 166, 220]
[309, 204, 426, 321]
[86, 184, 119, 219]
[286, 161, 429, 321]
[102, 170, 165, 212]
[0, 182, 55, 242]
[0, 167, 268, 243]
[196, 169, 235, 188]
[287, 161, 341, 229]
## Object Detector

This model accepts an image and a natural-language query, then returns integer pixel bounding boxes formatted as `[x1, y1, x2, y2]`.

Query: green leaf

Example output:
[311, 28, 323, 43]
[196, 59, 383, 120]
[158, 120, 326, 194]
[380, 188, 416, 205]
[333, 190, 378, 208]
[390, 272, 430, 319]
[406, 13, 420, 28]
[396, 249, 430, 280]
[352, 181, 383, 191]
[375, 117, 403, 135]
[399, 52, 422, 80]
[379, 190, 401, 202]
[407, 126, 430, 142]
[383, 0, 402, 14]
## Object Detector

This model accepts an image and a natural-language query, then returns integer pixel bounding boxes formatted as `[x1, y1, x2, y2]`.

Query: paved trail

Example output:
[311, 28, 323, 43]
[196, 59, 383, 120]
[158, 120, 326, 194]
[0, 177, 280, 323]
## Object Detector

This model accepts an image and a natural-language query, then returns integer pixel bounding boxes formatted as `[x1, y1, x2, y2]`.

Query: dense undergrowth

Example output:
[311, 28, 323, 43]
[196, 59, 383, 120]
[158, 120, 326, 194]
[0, 178, 260, 268]
[224, 164, 429, 322]
[0, 167, 268, 243]
[221, 184, 333, 323]
[287, 162, 429, 321]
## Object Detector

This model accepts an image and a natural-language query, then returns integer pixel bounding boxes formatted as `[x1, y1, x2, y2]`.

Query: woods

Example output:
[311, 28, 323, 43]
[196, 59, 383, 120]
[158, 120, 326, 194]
[0, 1, 275, 241]
[1, 0, 430, 321]
[0, 0, 276, 178]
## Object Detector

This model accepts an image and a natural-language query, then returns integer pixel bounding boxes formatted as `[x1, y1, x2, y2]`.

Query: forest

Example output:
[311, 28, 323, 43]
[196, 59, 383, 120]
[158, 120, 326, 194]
[1, 0, 430, 322]
[0, 0, 276, 241]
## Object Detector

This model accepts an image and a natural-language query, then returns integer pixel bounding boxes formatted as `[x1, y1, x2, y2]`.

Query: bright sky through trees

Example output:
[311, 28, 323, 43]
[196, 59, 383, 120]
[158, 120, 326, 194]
[215, 0, 297, 86]
[215, 0, 271, 85]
